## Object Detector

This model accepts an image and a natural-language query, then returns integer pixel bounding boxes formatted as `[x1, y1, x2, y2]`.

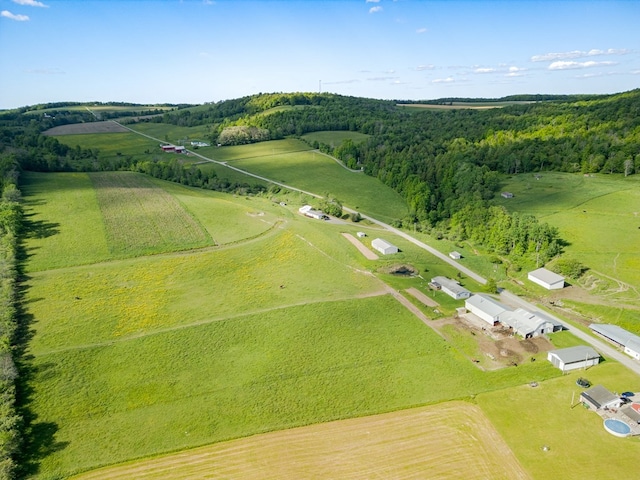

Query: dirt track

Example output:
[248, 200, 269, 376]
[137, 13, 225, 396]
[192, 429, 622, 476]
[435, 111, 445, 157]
[341, 232, 379, 260]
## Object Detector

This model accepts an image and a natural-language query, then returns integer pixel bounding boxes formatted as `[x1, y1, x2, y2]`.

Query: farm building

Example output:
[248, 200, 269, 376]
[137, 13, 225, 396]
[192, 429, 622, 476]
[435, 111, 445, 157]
[547, 345, 600, 372]
[589, 324, 640, 360]
[449, 251, 462, 260]
[357, 232, 366, 238]
[499, 308, 561, 338]
[430, 276, 471, 300]
[298, 205, 325, 220]
[371, 238, 398, 255]
[581, 385, 623, 411]
[501, 192, 514, 198]
[175, 146, 186, 154]
[161, 144, 176, 152]
[527, 268, 565, 290]
[465, 294, 509, 326]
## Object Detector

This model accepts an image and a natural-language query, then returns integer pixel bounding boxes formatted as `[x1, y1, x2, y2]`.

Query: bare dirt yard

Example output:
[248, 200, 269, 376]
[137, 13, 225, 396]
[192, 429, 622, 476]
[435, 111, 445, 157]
[431, 314, 554, 370]
[43, 121, 129, 136]
[73, 401, 530, 480]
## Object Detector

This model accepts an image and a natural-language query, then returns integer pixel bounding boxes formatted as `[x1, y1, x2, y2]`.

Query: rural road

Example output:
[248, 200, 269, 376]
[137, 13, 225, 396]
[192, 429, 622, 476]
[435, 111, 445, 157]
[119, 121, 639, 378]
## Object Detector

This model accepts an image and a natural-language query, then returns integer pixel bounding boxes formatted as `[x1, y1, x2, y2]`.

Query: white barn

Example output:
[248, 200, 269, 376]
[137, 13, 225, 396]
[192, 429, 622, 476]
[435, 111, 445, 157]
[371, 238, 398, 255]
[547, 345, 600, 372]
[449, 251, 462, 260]
[298, 205, 324, 220]
[590, 323, 640, 361]
[499, 308, 560, 338]
[465, 294, 509, 326]
[528, 268, 565, 290]
[430, 276, 471, 300]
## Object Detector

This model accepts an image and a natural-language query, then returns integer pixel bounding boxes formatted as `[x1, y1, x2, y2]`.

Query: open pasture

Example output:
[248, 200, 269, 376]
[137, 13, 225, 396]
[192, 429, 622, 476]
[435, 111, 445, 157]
[53, 131, 161, 159]
[90, 172, 211, 255]
[20, 172, 112, 272]
[73, 401, 529, 480]
[28, 293, 559, 479]
[301, 130, 370, 146]
[25, 225, 384, 354]
[496, 172, 640, 295]
[211, 139, 408, 222]
[128, 122, 213, 145]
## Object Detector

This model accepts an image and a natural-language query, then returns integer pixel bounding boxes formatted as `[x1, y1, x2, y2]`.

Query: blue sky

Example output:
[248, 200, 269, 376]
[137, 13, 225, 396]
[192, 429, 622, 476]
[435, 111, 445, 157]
[0, 0, 638, 108]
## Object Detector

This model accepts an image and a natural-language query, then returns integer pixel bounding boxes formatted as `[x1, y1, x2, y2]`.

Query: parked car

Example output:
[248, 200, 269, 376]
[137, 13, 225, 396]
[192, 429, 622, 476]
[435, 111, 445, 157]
[621, 391, 635, 398]
[576, 378, 591, 388]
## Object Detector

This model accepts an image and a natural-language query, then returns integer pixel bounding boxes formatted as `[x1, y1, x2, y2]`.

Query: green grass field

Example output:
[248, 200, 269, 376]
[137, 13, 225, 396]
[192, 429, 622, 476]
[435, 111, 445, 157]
[495, 172, 640, 318]
[22, 171, 573, 479]
[54, 131, 160, 160]
[203, 138, 408, 222]
[301, 130, 370, 146]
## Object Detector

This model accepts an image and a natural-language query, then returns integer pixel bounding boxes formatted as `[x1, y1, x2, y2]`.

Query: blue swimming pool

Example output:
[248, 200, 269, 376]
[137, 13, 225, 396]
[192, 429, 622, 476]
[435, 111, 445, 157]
[604, 418, 631, 437]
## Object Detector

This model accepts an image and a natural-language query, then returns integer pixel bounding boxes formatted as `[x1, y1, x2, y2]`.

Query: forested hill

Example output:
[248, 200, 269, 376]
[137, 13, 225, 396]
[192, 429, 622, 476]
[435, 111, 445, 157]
[1, 90, 639, 267]
[152, 90, 640, 221]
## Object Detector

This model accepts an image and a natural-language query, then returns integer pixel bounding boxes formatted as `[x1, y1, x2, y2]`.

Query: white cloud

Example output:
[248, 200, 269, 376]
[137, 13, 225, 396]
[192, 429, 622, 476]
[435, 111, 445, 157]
[415, 64, 435, 71]
[548, 60, 617, 70]
[1, 10, 29, 21]
[416, 27, 427, 34]
[323, 79, 360, 85]
[531, 48, 630, 62]
[366, 0, 381, 2]
[12, 0, 47, 6]
[474, 67, 495, 74]
[432, 77, 454, 84]
[506, 66, 526, 77]
[202, 0, 215, 4]
[367, 76, 398, 81]
[369, 6, 383, 13]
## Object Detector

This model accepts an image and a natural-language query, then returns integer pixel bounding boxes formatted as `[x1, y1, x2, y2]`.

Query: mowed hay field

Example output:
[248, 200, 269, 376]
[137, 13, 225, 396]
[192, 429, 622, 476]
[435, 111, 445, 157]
[73, 402, 529, 480]
[207, 138, 408, 222]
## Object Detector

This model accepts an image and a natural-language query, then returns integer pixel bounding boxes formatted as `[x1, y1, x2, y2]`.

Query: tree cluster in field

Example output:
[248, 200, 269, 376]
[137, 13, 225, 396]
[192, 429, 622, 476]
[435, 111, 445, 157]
[0, 154, 23, 479]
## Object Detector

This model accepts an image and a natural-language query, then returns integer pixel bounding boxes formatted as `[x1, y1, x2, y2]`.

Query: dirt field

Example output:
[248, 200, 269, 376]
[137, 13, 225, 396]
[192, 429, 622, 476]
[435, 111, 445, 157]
[73, 401, 530, 480]
[43, 121, 129, 135]
[432, 314, 554, 369]
[342, 232, 379, 260]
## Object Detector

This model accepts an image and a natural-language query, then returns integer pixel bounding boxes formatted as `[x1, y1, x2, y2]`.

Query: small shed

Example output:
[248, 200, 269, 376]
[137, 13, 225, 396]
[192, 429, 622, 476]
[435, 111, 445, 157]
[581, 385, 623, 411]
[547, 345, 600, 372]
[356, 232, 366, 238]
[431, 276, 471, 300]
[449, 251, 462, 260]
[501, 192, 514, 198]
[371, 238, 398, 255]
[465, 294, 509, 326]
[528, 268, 565, 290]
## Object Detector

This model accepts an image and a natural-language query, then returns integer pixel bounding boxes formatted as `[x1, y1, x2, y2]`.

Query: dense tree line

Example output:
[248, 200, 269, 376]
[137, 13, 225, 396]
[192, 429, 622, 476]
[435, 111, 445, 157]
[0, 154, 22, 479]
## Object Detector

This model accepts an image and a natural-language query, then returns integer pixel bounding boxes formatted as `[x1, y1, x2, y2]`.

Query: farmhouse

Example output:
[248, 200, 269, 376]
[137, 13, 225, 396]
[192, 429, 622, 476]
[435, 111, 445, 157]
[465, 294, 508, 326]
[371, 238, 398, 255]
[298, 205, 325, 220]
[589, 323, 640, 360]
[430, 276, 471, 300]
[528, 267, 565, 290]
[499, 308, 560, 338]
[449, 251, 462, 260]
[547, 345, 600, 372]
[581, 385, 623, 411]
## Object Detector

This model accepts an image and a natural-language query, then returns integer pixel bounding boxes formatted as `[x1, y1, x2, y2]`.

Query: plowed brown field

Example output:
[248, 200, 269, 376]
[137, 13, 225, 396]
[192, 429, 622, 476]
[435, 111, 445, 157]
[74, 401, 530, 480]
